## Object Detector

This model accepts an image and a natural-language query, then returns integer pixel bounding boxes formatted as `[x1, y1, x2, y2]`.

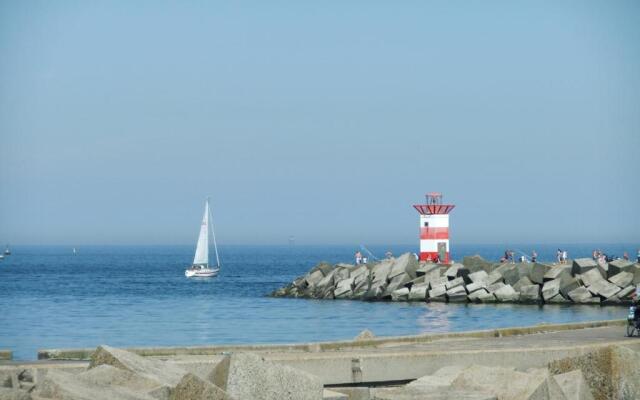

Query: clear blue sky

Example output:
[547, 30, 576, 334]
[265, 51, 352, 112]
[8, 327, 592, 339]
[1, 0, 638, 246]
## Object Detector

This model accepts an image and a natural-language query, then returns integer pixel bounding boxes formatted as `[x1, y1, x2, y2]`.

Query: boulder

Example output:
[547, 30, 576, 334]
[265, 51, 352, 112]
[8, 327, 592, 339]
[416, 263, 440, 280]
[477, 291, 497, 303]
[519, 285, 541, 303]
[529, 263, 550, 285]
[462, 255, 493, 273]
[578, 269, 604, 287]
[468, 289, 490, 302]
[408, 283, 429, 301]
[608, 259, 635, 276]
[586, 280, 620, 299]
[541, 279, 561, 301]
[551, 370, 594, 400]
[446, 285, 467, 296]
[549, 345, 640, 400]
[468, 270, 489, 284]
[608, 271, 633, 288]
[559, 277, 581, 298]
[445, 277, 464, 290]
[388, 253, 419, 279]
[370, 260, 394, 284]
[391, 287, 410, 301]
[547, 294, 570, 303]
[466, 282, 487, 293]
[632, 264, 640, 285]
[170, 373, 234, 400]
[333, 266, 350, 281]
[89, 345, 188, 388]
[304, 269, 326, 288]
[513, 277, 533, 292]
[383, 273, 412, 298]
[493, 285, 519, 302]
[211, 352, 323, 400]
[310, 262, 334, 277]
[486, 282, 506, 293]
[567, 287, 597, 303]
[572, 258, 598, 276]
[485, 272, 504, 286]
[429, 276, 449, 289]
[544, 265, 571, 282]
[334, 277, 355, 299]
[616, 285, 636, 300]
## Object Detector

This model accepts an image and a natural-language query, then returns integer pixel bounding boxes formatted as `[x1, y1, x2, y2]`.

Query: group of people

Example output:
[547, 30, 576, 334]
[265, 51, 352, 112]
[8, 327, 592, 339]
[591, 249, 640, 263]
[556, 249, 569, 264]
[500, 250, 537, 264]
[354, 251, 368, 265]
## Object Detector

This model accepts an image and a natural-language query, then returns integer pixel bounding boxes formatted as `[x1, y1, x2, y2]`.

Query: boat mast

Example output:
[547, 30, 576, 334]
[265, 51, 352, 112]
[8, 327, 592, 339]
[208, 197, 221, 268]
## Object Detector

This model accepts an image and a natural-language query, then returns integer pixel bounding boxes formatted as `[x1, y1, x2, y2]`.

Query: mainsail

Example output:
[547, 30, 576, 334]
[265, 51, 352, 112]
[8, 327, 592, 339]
[193, 200, 209, 266]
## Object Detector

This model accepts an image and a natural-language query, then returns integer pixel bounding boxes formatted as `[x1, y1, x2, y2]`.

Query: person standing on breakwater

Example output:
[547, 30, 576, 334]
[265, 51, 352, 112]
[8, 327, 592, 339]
[355, 251, 363, 265]
[556, 249, 562, 264]
[562, 250, 568, 264]
[637, 249, 640, 263]
[385, 251, 393, 259]
[531, 250, 537, 263]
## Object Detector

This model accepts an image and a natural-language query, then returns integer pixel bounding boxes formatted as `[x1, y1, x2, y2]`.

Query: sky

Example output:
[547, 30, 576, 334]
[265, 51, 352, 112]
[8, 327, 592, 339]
[0, 0, 639, 246]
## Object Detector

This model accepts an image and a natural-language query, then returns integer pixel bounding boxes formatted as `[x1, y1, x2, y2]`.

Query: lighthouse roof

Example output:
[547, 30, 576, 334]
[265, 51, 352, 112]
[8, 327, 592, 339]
[413, 204, 455, 215]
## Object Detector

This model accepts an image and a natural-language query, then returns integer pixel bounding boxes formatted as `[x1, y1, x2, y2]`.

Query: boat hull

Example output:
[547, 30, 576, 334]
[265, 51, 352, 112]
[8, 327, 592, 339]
[185, 268, 219, 278]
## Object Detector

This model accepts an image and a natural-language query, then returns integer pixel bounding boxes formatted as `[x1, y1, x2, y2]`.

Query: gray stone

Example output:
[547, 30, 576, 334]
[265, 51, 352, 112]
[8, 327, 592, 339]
[486, 282, 506, 293]
[493, 285, 519, 302]
[572, 258, 598, 276]
[211, 352, 323, 400]
[170, 373, 233, 400]
[567, 287, 597, 303]
[445, 277, 464, 290]
[587, 280, 620, 299]
[0, 388, 30, 400]
[333, 266, 350, 281]
[578, 268, 604, 287]
[608, 271, 633, 288]
[465, 282, 486, 293]
[544, 265, 571, 282]
[370, 260, 394, 284]
[446, 285, 466, 296]
[429, 276, 449, 289]
[462, 255, 493, 273]
[559, 277, 580, 298]
[310, 262, 334, 277]
[485, 272, 504, 286]
[513, 277, 533, 292]
[383, 272, 412, 298]
[551, 370, 594, 400]
[428, 284, 447, 300]
[416, 263, 439, 277]
[617, 285, 636, 299]
[477, 291, 497, 303]
[389, 253, 419, 279]
[323, 389, 348, 400]
[334, 277, 355, 298]
[547, 294, 570, 303]
[529, 263, 550, 284]
[608, 259, 635, 276]
[542, 279, 561, 301]
[632, 264, 640, 285]
[447, 293, 469, 303]
[468, 289, 490, 302]
[408, 283, 429, 301]
[89, 345, 188, 388]
[468, 270, 489, 284]
[596, 260, 609, 278]
[391, 287, 410, 301]
[519, 285, 541, 303]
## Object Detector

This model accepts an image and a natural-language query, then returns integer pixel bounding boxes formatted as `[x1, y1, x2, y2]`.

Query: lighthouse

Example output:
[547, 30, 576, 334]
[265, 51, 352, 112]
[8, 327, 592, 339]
[413, 192, 455, 263]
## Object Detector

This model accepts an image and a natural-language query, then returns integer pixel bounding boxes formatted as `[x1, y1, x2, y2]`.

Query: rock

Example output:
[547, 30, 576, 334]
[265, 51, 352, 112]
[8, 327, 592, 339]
[35, 368, 156, 400]
[486, 282, 506, 293]
[551, 370, 594, 400]
[354, 329, 375, 341]
[445, 277, 464, 290]
[311, 262, 334, 277]
[334, 277, 355, 299]
[529, 263, 550, 284]
[429, 276, 449, 289]
[389, 253, 419, 279]
[446, 285, 467, 296]
[608, 259, 635, 276]
[549, 345, 640, 400]
[428, 284, 447, 300]
[465, 282, 486, 293]
[416, 263, 439, 278]
[608, 271, 633, 288]
[587, 279, 621, 299]
[89, 345, 188, 388]
[170, 373, 233, 400]
[468, 271, 489, 284]
[513, 277, 533, 292]
[485, 272, 504, 286]
[408, 283, 429, 301]
[462, 255, 493, 273]
[578, 269, 604, 287]
[370, 260, 394, 283]
[391, 287, 410, 301]
[547, 294, 570, 303]
[572, 258, 598, 276]
[559, 277, 581, 298]
[468, 289, 490, 302]
[211, 352, 323, 400]
[493, 285, 519, 302]
[383, 272, 412, 298]
[632, 264, 640, 285]
[542, 279, 561, 301]
[333, 266, 350, 281]
[567, 287, 598, 303]
[0, 369, 20, 389]
[450, 365, 566, 400]
[616, 285, 636, 300]
[476, 291, 497, 303]
[519, 285, 541, 303]
[304, 269, 326, 288]
[595, 260, 609, 279]
[544, 265, 571, 282]
[0, 388, 31, 400]
[322, 389, 348, 400]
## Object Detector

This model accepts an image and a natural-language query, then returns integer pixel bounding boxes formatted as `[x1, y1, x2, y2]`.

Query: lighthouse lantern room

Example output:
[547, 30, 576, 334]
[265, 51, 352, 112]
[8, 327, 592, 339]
[413, 192, 455, 263]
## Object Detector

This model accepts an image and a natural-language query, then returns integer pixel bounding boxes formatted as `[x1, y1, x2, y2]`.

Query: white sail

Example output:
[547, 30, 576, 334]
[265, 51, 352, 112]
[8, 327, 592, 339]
[192, 200, 209, 266]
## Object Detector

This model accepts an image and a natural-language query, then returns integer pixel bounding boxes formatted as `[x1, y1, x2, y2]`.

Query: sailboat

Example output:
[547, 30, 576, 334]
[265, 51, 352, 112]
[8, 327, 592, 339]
[185, 198, 221, 278]
[4, 246, 10, 256]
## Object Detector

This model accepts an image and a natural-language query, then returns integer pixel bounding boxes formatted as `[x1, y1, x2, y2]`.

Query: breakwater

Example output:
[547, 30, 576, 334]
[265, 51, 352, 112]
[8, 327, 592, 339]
[271, 253, 640, 305]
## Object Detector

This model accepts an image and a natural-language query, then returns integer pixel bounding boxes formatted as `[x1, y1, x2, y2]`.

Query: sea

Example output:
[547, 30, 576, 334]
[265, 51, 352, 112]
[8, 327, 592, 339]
[0, 244, 634, 360]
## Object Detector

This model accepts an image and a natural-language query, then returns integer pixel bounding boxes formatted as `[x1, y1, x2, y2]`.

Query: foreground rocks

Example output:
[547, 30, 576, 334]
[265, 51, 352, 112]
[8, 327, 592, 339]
[272, 254, 640, 306]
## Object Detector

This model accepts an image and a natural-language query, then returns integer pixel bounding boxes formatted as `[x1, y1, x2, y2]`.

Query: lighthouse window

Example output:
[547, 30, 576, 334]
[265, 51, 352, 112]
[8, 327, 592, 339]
[424, 222, 429, 227]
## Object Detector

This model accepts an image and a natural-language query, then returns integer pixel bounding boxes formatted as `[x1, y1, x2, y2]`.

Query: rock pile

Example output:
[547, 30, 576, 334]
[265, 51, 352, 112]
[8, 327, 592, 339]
[0, 345, 323, 400]
[272, 254, 640, 305]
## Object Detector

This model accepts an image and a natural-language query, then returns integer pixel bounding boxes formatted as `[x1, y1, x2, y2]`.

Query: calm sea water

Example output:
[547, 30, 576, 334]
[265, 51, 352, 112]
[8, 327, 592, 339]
[0, 244, 633, 360]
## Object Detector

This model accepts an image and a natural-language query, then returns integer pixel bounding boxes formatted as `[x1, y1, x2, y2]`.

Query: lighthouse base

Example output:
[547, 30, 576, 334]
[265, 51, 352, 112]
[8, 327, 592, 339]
[420, 251, 450, 264]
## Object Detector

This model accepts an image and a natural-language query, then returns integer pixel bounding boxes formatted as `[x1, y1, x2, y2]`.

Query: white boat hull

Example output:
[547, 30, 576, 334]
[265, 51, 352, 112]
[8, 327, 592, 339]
[185, 267, 219, 278]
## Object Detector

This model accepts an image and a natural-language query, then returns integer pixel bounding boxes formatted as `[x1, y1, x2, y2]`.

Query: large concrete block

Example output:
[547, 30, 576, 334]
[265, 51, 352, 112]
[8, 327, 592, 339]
[468, 270, 489, 284]
[334, 277, 355, 299]
[468, 288, 490, 302]
[466, 282, 487, 293]
[572, 258, 598, 276]
[0, 388, 30, 400]
[559, 277, 581, 298]
[389, 253, 419, 279]
[477, 291, 497, 303]
[608, 271, 633, 288]
[485, 272, 504, 286]
[416, 263, 440, 279]
[428, 276, 449, 289]
[310, 262, 334, 277]
[493, 285, 519, 302]
[549, 345, 640, 400]
[370, 260, 394, 283]
[382, 273, 412, 298]
[519, 285, 541, 303]
[170, 373, 234, 400]
[446, 285, 467, 296]
[551, 370, 594, 400]
[445, 277, 465, 290]
[89, 345, 188, 388]
[547, 294, 570, 303]
[211, 352, 323, 400]
[579, 269, 605, 287]
[608, 259, 635, 276]
[513, 277, 533, 292]
[586, 280, 620, 299]
[391, 287, 410, 301]
[408, 283, 429, 301]
[428, 284, 447, 300]
[542, 279, 561, 301]
[544, 265, 571, 282]
[567, 287, 597, 303]
[323, 388, 348, 400]
[486, 282, 506, 293]
[616, 285, 636, 300]
[304, 269, 326, 288]
[632, 264, 640, 285]
[529, 263, 550, 284]
[462, 255, 493, 273]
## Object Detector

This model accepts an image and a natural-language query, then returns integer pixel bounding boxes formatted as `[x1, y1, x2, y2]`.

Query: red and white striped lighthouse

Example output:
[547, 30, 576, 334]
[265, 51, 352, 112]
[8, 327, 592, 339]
[413, 192, 455, 263]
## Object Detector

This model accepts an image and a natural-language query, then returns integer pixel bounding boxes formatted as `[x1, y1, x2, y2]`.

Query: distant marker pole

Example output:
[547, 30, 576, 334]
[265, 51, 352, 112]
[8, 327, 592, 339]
[413, 192, 455, 264]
